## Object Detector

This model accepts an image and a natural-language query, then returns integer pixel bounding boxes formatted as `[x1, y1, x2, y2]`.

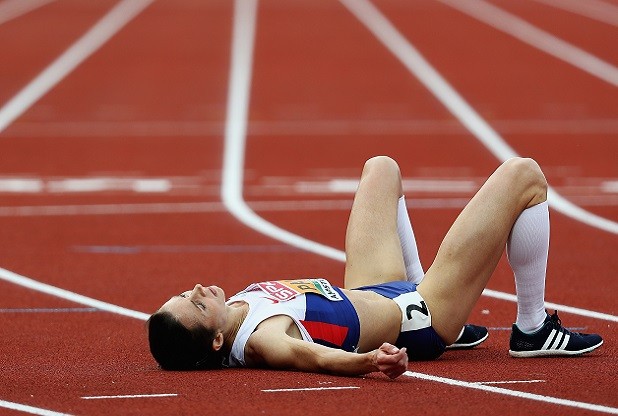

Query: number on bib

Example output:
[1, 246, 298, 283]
[393, 291, 432, 332]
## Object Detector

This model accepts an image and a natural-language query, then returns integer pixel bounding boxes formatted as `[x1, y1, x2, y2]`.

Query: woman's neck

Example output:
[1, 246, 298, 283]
[222, 302, 248, 352]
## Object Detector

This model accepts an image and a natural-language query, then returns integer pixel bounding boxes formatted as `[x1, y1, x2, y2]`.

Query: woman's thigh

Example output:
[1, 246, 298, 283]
[343, 156, 407, 289]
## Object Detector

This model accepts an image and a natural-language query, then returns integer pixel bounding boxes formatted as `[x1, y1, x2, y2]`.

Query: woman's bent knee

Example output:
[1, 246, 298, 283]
[361, 156, 403, 196]
[501, 157, 547, 207]
[363, 155, 401, 176]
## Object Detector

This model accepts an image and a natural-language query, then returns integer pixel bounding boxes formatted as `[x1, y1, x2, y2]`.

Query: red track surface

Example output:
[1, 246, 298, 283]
[0, 1, 616, 415]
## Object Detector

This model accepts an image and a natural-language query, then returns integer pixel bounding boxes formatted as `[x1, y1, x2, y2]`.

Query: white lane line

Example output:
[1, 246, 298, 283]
[81, 394, 177, 400]
[0, 0, 154, 135]
[262, 386, 360, 393]
[0, 267, 150, 321]
[404, 372, 618, 415]
[472, 379, 546, 385]
[533, 0, 618, 28]
[340, 0, 618, 235]
[0, 399, 73, 416]
[0, 0, 55, 26]
[438, 0, 618, 86]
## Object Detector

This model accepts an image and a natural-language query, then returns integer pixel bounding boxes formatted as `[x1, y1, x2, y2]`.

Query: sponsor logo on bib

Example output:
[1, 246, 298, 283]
[240, 279, 343, 302]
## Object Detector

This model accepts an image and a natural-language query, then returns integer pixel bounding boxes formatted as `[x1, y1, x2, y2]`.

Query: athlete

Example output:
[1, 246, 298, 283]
[147, 156, 603, 379]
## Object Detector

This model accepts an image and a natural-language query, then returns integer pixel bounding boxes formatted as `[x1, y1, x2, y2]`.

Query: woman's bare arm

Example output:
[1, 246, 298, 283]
[246, 329, 408, 379]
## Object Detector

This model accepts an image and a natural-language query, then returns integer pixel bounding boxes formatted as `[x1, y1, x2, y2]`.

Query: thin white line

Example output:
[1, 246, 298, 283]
[0, 0, 55, 26]
[81, 394, 177, 400]
[0, 0, 154, 135]
[404, 372, 618, 415]
[0, 267, 150, 321]
[339, 0, 618, 235]
[262, 386, 360, 393]
[472, 379, 546, 385]
[0, 399, 73, 416]
[533, 0, 618, 28]
[438, 0, 618, 86]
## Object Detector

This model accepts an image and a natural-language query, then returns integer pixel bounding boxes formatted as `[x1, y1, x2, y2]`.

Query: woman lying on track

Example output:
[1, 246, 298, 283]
[147, 156, 603, 379]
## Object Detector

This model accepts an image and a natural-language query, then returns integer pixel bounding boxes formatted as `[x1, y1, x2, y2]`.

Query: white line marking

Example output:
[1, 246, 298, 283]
[439, 0, 618, 86]
[472, 379, 546, 385]
[262, 386, 360, 393]
[0, 267, 149, 321]
[0, 399, 73, 416]
[0, 0, 55, 26]
[81, 394, 177, 400]
[602, 181, 618, 193]
[0, 178, 43, 192]
[404, 372, 618, 415]
[340, 0, 618, 235]
[533, 0, 618, 28]
[0, 0, 154, 135]
[220, 0, 346, 263]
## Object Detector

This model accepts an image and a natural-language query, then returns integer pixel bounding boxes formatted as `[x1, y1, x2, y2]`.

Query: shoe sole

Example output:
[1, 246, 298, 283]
[446, 332, 489, 349]
[509, 340, 603, 358]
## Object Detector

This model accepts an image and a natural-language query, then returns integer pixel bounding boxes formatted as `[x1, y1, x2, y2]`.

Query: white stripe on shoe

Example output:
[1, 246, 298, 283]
[558, 334, 571, 350]
[541, 329, 558, 350]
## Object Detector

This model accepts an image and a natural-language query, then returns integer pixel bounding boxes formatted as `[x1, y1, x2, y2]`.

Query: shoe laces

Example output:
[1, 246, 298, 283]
[549, 310, 562, 328]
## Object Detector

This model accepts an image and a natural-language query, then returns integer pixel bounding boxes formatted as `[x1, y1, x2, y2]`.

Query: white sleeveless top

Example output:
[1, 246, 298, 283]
[225, 290, 313, 367]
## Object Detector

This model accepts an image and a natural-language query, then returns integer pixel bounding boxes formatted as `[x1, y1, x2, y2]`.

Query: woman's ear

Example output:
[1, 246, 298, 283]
[212, 331, 224, 351]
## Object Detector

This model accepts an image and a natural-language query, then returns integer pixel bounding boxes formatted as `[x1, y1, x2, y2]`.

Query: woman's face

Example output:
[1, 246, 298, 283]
[159, 284, 227, 332]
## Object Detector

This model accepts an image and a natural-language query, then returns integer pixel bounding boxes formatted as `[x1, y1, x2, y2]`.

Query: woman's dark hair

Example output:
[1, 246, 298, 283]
[147, 311, 225, 370]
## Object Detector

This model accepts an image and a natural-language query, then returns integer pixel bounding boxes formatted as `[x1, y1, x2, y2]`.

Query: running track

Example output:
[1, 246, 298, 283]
[0, 1, 616, 415]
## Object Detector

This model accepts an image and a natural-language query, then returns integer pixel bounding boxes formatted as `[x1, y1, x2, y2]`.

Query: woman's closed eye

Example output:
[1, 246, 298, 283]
[178, 293, 205, 310]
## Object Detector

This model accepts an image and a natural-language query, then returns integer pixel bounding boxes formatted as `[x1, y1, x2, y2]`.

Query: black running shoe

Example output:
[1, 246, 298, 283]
[509, 310, 603, 358]
[446, 324, 489, 349]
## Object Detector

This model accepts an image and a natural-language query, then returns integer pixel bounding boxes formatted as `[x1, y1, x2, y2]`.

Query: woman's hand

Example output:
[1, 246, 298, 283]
[372, 342, 408, 379]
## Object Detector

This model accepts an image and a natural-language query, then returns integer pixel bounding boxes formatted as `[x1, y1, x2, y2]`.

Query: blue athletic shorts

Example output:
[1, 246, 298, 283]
[353, 281, 446, 361]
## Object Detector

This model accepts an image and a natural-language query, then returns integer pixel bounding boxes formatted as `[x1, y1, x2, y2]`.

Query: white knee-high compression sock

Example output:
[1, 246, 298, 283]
[397, 196, 425, 284]
[506, 201, 550, 333]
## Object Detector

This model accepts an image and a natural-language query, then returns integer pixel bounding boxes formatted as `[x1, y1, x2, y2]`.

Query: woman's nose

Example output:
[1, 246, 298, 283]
[191, 284, 205, 297]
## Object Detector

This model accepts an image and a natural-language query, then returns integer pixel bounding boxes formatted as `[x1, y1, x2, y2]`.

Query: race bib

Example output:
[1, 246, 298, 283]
[393, 291, 432, 331]
[240, 279, 343, 302]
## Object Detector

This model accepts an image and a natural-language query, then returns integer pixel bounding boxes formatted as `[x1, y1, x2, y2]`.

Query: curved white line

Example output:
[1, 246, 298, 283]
[339, 0, 618, 235]
[220, 0, 345, 262]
